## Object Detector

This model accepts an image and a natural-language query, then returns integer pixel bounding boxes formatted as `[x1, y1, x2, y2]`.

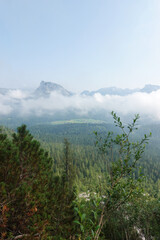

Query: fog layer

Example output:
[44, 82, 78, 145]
[0, 90, 160, 121]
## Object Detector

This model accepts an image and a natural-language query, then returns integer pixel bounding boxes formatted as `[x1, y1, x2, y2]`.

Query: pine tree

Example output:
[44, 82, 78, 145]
[49, 138, 76, 239]
[0, 125, 54, 239]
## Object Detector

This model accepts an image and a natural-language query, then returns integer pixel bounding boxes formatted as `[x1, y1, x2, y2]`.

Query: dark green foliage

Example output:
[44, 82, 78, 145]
[0, 125, 76, 239]
[92, 112, 152, 239]
[49, 139, 76, 239]
[29, 121, 160, 186]
[0, 125, 54, 238]
[0, 112, 160, 239]
[73, 112, 158, 240]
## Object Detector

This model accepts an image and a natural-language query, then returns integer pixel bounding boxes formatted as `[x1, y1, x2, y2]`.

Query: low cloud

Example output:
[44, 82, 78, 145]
[0, 90, 160, 122]
[7, 89, 28, 99]
[0, 94, 14, 115]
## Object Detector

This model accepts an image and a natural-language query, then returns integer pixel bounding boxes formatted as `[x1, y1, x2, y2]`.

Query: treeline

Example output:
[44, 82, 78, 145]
[0, 113, 160, 239]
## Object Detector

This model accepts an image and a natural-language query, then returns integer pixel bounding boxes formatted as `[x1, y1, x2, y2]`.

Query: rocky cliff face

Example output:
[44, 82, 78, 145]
[34, 81, 73, 97]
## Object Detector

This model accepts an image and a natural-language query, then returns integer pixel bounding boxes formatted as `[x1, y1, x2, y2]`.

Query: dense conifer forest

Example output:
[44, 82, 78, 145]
[0, 113, 160, 239]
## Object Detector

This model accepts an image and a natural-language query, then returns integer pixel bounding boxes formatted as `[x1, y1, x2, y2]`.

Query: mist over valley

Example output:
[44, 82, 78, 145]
[0, 81, 160, 128]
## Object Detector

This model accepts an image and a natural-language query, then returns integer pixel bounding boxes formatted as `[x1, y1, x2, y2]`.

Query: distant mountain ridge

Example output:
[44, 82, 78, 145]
[33, 82, 160, 97]
[0, 81, 160, 127]
[140, 84, 160, 93]
[0, 82, 160, 98]
[81, 84, 160, 96]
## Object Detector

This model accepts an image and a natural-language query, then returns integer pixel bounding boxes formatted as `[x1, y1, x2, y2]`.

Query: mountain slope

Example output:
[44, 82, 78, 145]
[34, 81, 73, 97]
[81, 84, 160, 96]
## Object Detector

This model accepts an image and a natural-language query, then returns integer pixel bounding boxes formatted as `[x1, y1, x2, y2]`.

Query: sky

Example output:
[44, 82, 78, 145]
[0, 0, 160, 92]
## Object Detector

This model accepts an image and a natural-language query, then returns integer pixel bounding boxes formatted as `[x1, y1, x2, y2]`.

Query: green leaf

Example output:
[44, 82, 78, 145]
[81, 213, 86, 222]
[91, 229, 95, 237]
[80, 224, 84, 233]
[95, 225, 100, 231]
[74, 220, 81, 225]
[74, 207, 79, 213]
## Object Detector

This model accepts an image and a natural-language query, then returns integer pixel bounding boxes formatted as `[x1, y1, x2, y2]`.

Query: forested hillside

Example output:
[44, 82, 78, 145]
[29, 121, 160, 190]
[0, 113, 160, 239]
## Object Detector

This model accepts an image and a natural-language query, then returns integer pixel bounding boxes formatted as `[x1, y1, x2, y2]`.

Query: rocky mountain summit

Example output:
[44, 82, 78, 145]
[33, 81, 73, 98]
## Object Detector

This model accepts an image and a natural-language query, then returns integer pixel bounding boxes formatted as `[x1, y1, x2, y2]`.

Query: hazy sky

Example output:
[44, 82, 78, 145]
[0, 0, 160, 92]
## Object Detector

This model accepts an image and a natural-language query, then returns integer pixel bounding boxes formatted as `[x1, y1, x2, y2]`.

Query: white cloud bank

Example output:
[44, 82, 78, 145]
[0, 89, 160, 121]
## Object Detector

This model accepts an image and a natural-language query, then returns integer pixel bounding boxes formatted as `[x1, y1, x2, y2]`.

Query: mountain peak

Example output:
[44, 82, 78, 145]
[34, 81, 73, 97]
[141, 84, 160, 93]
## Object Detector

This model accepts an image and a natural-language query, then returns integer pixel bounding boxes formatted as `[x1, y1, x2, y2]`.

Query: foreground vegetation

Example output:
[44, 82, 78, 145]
[0, 112, 160, 239]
